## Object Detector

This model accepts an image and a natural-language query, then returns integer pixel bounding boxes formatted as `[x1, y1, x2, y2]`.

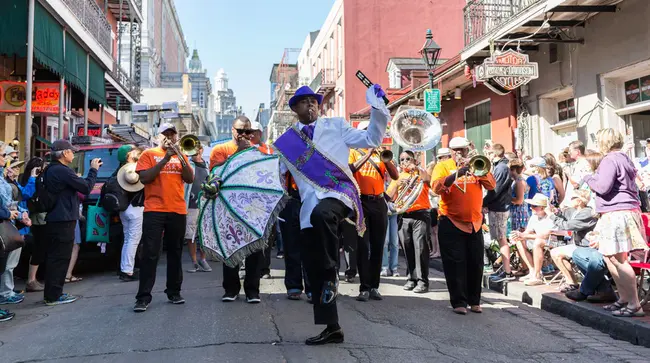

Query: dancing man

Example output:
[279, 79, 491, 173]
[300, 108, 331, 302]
[133, 123, 193, 312]
[432, 137, 495, 315]
[349, 134, 398, 301]
[210, 116, 265, 304]
[273, 85, 390, 345]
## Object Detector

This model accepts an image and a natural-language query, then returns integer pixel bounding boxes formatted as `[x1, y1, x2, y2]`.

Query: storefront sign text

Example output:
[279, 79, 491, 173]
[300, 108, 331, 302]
[0, 81, 65, 114]
[475, 50, 539, 94]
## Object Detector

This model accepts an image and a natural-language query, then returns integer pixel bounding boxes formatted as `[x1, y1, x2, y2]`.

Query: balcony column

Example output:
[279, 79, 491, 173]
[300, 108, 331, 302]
[24, 0, 35, 158]
[100, 104, 105, 137]
[118, 0, 123, 68]
[84, 53, 89, 136]
[58, 28, 66, 140]
[130, 20, 135, 79]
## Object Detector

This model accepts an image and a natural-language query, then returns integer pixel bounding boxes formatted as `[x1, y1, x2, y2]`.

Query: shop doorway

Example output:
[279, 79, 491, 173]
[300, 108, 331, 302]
[465, 100, 491, 154]
[629, 111, 650, 157]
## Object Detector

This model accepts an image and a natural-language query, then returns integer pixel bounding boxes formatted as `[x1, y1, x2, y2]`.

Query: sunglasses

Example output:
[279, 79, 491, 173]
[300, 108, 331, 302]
[399, 157, 413, 162]
[451, 148, 465, 152]
[235, 128, 254, 136]
[0, 153, 5, 157]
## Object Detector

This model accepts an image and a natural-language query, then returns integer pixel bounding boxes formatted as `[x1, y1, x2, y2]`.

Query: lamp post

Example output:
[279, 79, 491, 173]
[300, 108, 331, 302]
[419, 29, 442, 89]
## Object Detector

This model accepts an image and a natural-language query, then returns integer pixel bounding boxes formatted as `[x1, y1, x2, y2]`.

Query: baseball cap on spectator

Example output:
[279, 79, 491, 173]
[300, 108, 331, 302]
[437, 148, 451, 158]
[51, 139, 79, 153]
[250, 121, 263, 131]
[529, 156, 546, 168]
[158, 122, 177, 135]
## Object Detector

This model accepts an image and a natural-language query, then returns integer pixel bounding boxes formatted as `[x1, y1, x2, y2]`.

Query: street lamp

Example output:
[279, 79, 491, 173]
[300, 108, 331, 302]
[420, 29, 442, 89]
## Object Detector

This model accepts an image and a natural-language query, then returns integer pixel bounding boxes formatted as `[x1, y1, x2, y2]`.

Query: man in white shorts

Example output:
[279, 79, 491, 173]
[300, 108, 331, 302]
[511, 194, 555, 286]
[185, 144, 212, 273]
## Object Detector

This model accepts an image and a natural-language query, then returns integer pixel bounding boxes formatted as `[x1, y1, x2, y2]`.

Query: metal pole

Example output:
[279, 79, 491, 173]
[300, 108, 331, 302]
[84, 53, 89, 136]
[118, 0, 123, 68]
[428, 71, 434, 90]
[24, 0, 35, 158]
[100, 104, 105, 137]
[58, 29, 66, 140]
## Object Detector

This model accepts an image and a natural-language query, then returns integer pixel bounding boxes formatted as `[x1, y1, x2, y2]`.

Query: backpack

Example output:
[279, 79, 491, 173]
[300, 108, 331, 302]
[100, 175, 130, 213]
[27, 166, 56, 213]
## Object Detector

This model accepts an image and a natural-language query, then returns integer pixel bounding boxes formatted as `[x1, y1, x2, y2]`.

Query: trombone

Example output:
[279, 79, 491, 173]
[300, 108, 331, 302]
[164, 134, 200, 168]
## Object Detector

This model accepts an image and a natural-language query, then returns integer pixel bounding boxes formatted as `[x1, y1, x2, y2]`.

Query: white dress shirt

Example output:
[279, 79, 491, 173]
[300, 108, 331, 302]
[280, 89, 390, 229]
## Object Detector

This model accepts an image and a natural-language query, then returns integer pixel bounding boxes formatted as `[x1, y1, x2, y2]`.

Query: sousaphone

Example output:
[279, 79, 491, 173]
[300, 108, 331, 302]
[390, 107, 442, 151]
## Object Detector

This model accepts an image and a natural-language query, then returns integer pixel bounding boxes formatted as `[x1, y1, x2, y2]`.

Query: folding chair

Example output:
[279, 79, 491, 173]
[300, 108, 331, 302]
[544, 230, 578, 286]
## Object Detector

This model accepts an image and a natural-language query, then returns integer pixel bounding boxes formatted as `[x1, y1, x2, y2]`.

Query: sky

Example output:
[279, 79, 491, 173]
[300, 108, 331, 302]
[174, 0, 336, 117]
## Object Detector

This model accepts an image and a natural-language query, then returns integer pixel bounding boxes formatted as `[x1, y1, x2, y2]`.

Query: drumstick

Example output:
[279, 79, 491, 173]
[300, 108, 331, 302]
[355, 70, 389, 105]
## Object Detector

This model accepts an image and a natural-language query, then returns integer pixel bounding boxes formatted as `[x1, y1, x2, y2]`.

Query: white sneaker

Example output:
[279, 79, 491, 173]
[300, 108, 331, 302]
[187, 263, 199, 273]
[197, 260, 212, 272]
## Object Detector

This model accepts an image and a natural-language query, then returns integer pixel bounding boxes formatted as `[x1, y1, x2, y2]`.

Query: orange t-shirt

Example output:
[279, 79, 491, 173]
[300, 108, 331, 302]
[349, 149, 386, 195]
[255, 142, 274, 155]
[389, 170, 431, 213]
[431, 159, 496, 232]
[136, 147, 190, 215]
[209, 140, 238, 170]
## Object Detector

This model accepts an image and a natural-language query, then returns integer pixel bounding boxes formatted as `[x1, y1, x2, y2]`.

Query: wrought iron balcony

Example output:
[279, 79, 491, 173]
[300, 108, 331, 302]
[309, 68, 336, 95]
[109, 62, 140, 102]
[61, 0, 112, 55]
[464, 0, 542, 47]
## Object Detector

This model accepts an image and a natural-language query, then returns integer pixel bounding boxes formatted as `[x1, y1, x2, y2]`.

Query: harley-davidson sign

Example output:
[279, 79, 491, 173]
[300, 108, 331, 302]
[475, 50, 539, 93]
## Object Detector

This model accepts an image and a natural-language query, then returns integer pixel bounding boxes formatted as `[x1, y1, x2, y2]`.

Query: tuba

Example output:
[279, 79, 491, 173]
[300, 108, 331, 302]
[393, 170, 423, 214]
[179, 134, 201, 156]
[391, 108, 442, 151]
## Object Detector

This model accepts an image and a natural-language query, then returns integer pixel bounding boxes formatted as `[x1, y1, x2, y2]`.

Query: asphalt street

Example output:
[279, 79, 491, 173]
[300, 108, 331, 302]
[1, 255, 649, 363]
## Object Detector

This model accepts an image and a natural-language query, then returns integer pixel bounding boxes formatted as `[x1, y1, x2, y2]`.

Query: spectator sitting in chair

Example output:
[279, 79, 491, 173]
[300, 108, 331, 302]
[510, 193, 555, 286]
[548, 189, 597, 293]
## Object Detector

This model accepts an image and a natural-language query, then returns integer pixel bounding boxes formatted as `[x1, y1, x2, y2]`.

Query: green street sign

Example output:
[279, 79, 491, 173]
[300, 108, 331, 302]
[424, 89, 441, 113]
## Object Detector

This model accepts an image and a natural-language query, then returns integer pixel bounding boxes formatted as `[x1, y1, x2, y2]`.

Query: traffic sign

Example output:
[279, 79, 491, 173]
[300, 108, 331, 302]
[424, 89, 441, 113]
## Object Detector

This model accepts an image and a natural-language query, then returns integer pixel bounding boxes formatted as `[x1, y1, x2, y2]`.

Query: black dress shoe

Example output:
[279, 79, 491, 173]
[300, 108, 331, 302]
[369, 288, 383, 300]
[356, 291, 369, 302]
[305, 328, 344, 345]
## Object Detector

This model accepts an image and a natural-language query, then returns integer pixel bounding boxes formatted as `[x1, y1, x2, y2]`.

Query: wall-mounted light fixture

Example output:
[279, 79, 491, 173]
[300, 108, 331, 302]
[454, 87, 462, 100]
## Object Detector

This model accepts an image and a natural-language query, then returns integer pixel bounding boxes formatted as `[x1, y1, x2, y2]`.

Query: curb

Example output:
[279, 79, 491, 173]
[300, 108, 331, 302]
[428, 257, 650, 348]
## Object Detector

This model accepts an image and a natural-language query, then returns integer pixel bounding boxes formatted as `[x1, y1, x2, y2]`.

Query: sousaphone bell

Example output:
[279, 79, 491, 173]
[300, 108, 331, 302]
[390, 108, 442, 151]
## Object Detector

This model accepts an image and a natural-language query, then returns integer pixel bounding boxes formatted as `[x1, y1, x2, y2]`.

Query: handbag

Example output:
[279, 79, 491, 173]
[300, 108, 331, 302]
[0, 219, 25, 253]
[85, 200, 110, 243]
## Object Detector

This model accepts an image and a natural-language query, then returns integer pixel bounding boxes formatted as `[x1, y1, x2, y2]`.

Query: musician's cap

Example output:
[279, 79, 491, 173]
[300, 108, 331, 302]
[51, 139, 79, 153]
[117, 145, 135, 164]
[250, 121, 263, 131]
[437, 148, 451, 158]
[289, 86, 323, 108]
[449, 137, 470, 149]
[158, 122, 177, 135]
[529, 156, 546, 168]
[525, 193, 549, 207]
[356, 121, 369, 130]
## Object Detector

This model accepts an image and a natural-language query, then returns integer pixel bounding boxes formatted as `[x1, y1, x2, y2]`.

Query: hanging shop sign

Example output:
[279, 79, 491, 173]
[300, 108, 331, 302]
[76, 124, 103, 137]
[625, 75, 650, 105]
[475, 50, 539, 94]
[0, 81, 65, 114]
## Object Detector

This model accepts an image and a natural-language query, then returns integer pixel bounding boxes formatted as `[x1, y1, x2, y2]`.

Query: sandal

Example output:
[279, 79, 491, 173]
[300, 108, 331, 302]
[603, 301, 626, 311]
[470, 305, 482, 313]
[559, 283, 579, 293]
[65, 276, 83, 283]
[453, 307, 467, 315]
[612, 306, 646, 318]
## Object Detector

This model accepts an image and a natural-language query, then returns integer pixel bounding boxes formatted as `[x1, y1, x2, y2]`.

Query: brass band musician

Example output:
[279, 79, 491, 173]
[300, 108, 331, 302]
[386, 150, 431, 293]
[431, 137, 495, 315]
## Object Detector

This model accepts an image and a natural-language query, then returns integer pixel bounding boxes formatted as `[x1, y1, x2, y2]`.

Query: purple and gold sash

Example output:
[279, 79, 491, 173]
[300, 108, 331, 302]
[273, 125, 365, 236]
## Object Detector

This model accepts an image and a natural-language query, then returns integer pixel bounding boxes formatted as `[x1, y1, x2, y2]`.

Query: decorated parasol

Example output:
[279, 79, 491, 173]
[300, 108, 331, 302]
[197, 147, 287, 267]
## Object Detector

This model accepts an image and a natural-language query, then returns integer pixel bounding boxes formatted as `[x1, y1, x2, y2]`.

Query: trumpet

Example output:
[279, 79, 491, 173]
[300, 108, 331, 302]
[380, 149, 393, 163]
[163, 133, 200, 168]
[454, 154, 492, 193]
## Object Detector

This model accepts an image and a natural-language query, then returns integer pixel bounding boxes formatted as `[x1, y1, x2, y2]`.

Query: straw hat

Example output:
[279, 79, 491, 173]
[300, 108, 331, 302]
[117, 163, 144, 192]
[571, 189, 591, 206]
[525, 193, 549, 207]
[437, 148, 451, 158]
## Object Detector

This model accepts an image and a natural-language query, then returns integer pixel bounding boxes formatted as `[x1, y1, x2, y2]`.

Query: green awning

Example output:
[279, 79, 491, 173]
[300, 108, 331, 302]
[0, 0, 27, 57]
[34, 3, 64, 76]
[88, 58, 106, 105]
[65, 32, 87, 93]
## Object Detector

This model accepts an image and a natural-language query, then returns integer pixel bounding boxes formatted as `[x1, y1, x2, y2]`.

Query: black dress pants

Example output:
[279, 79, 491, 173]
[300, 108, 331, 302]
[357, 197, 388, 292]
[399, 210, 431, 285]
[44, 221, 76, 302]
[136, 212, 186, 304]
[280, 197, 310, 293]
[30, 224, 48, 266]
[340, 222, 357, 278]
[223, 250, 263, 296]
[260, 245, 272, 276]
[438, 216, 484, 308]
[303, 198, 349, 325]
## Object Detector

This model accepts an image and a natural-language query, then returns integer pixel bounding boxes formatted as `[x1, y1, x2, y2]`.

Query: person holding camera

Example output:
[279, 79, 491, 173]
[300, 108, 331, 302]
[43, 140, 101, 306]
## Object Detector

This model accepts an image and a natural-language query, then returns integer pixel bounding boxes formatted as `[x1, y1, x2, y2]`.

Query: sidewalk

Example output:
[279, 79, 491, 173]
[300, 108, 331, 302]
[429, 258, 650, 348]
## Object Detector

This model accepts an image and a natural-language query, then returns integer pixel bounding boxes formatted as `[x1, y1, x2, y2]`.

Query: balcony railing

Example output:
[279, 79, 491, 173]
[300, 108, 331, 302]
[309, 68, 336, 95]
[110, 63, 140, 102]
[464, 0, 542, 47]
[62, 0, 112, 55]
